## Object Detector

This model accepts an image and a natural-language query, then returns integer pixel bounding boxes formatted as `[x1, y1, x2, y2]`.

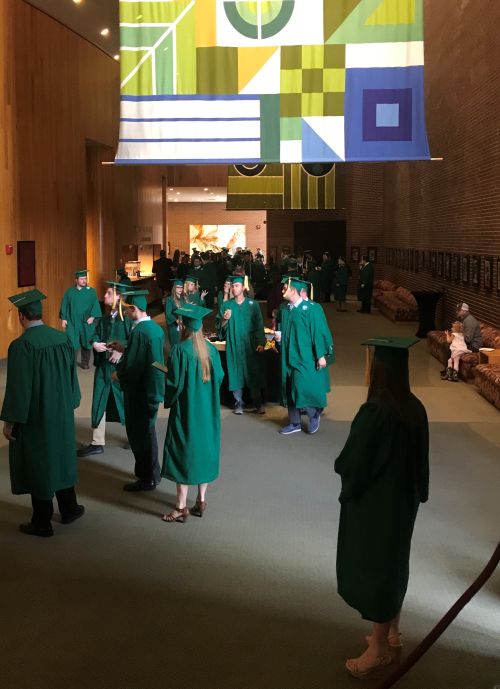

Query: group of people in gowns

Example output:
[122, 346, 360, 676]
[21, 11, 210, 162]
[1, 264, 429, 680]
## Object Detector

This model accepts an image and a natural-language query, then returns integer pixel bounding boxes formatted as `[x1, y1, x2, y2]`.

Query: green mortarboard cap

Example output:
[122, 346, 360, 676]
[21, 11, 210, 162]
[105, 280, 128, 292]
[75, 269, 89, 278]
[8, 289, 46, 316]
[285, 276, 309, 292]
[170, 278, 184, 287]
[362, 337, 420, 350]
[184, 274, 199, 284]
[173, 304, 212, 332]
[228, 275, 245, 284]
[121, 289, 149, 311]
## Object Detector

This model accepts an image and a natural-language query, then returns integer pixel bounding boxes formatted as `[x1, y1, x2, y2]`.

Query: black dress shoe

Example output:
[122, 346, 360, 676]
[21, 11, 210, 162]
[123, 479, 157, 492]
[61, 505, 85, 524]
[19, 522, 54, 538]
[77, 444, 104, 457]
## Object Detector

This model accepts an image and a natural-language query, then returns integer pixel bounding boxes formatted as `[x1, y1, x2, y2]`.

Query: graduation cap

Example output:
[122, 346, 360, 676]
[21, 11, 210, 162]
[362, 336, 420, 384]
[170, 278, 184, 288]
[8, 289, 47, 316]
[173, 304, 212, 333]
[184, 274, 199, 286]
[282, 276, 312, 298]
[75, 269, 89, 279]
[121, 289, 149, 312]
[105, 281, 128, 316]
[228, 274, 249, 290]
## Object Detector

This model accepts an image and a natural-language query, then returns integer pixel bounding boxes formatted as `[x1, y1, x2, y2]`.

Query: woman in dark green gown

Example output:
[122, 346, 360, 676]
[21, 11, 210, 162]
[335, 338, 429, 678]
[161, 304, 224, 523]
[164, 279, 185, 346]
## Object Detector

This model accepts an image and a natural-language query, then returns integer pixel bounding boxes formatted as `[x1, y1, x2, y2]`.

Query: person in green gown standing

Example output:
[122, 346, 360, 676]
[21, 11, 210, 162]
[164, 279, 185, 347]
[59, 269, 102, 369]
[160, 304, 224, 523]
[218, 275, 266, 414]
[333, 256, 352, 312]
[1, 290, 84, 537]
[335, 337, 429, 679]
[184, 274, 207, 306]
[357, 256, 375, 313]
[77, 282, 132, 458]
[114, 290, 165, 492]
[276, 277, 333, 435]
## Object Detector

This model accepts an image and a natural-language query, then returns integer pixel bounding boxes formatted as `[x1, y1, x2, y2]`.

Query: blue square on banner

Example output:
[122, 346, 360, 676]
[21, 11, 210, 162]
[376, 103, 400, 127]
[345, 66, 431, 161]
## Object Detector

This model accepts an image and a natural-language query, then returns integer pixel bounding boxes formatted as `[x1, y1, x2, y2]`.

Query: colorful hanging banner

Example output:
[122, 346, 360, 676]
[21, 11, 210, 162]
[226, 163, 341, 210]
[116, 1, 430, 164]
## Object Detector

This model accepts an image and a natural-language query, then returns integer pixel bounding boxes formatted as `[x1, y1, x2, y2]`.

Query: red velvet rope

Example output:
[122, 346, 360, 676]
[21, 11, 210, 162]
[373, 541, 500, 689]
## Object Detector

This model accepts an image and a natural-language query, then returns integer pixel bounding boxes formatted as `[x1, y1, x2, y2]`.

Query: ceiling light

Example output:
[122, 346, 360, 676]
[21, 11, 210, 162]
[73, 0, 83, 4]
[100, 28, 110, 37]
[204, 188, 209, 192]
[113, 54, 120, 61]
[176, 191, 180, 195]
[174, 199, 179, 202]
[169, 187, 174, 191]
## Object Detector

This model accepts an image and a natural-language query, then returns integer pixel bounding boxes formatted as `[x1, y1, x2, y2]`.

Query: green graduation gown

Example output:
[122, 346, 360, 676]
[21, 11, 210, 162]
[116, 319, 165, 450]
[357, 262, 374, 302]
[333, 265, 351, 302]
[280, 300, 333, 409]
[162, 340, 224, 484]
[164, 295, 185, 346]
[185, 291, 206, 307]
[59, 285, 102, 350]
[0, 324, 81, 500]
[218, 297, 265, 393]
[90, 313, 131, 428]
[335, 397, 429, 622]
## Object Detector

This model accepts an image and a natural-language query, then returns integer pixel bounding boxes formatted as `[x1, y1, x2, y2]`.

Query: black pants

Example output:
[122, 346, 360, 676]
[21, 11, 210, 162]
[80, 347, 91, 367]
[31, 487, 78, 528]
[132, 426, 161, 484]
[361, 300, 371, 313]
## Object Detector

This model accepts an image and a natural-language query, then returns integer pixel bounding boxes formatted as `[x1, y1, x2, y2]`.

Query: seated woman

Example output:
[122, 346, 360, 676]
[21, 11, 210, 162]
[335, 337, 429, 679]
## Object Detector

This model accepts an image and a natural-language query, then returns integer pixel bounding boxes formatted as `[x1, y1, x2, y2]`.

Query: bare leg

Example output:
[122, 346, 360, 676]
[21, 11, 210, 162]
[197, 483, 208, 502]
[176, 483, 189, 509]
[161, 483, 189, 522]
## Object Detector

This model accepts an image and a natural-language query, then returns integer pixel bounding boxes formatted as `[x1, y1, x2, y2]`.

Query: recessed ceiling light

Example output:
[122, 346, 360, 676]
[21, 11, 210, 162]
[174, 198, 179, 202]
[73, 0, 83, 4]
[100, 28, 110, 37]
[169, 187, 174, 191]
[204, 188, 209, 192]
[176, 191, 180, 195]
[113, 54, 120, 61]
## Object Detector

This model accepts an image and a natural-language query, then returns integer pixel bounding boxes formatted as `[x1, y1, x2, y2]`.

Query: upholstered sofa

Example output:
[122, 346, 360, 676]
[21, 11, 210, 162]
[427, 323, 500, 381]
[373, 285, 419, 322]
[474, 364, 500, 411]
[373, 279, 397, 297]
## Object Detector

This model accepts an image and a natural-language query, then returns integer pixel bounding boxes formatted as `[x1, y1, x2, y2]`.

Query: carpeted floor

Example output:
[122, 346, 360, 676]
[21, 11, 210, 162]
[0, 302, 499, 689]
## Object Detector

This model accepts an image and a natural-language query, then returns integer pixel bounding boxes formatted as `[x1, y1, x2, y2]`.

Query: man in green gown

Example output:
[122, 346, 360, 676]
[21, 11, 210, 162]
[59, 269, 102, 368]
[357, 256, 375, 314]
[1, 290, 83, 537]
[276, 277, 333, 435]
[218, 275, 266, 414]
[115, 290, 165, 491]
[77, 282, 132, 458]
[334, 338, 429, 676]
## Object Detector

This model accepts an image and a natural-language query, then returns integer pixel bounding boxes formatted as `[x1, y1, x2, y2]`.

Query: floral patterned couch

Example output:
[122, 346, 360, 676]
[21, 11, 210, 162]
[373, 279, 397, 297]
[474, 364, 500, 411]
[373, 285, 419, 322]
[427, 324, 500, 382]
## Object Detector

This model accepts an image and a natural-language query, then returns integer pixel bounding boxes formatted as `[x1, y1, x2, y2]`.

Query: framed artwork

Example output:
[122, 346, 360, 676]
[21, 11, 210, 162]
[431, 252, 436, 276]
[444, 253, 451, 280]
[350, 246, 360, 263]
[483, 256, 493, 290]
[368, 246, 377, 263]
[461, 254, 469, 284]
[17, 241, 36, 287]
[470, 255, 480, 286]
[437, 252, 443, 277]
[497, 259, 500, 293]
[451, 253, 459, 282]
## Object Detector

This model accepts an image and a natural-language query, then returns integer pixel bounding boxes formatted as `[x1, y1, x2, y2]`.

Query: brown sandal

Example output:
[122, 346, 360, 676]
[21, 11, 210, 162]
[162, 507, 189, 523]
[190, 500, 206, 518]
[345, 654, 392, 679]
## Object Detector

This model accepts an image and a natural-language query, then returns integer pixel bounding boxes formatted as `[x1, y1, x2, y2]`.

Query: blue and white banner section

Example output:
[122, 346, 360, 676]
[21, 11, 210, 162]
[115, 95, 262, 164]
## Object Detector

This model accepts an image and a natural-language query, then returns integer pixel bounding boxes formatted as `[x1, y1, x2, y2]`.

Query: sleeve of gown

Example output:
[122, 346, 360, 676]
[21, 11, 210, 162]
[416, 404, 430, 503]
[69, 343, 82, 409]
[165, 298, 176, 326]
[310, 307, 334, 362]
[334, 402, 392, 502]
[0, 340, 34, 424]
[90, 290, 102, 318]
[251, 303, 266, 346]
[147, 333, 165, 412]
[59, 291, 69, 320]
[210, 346, 225, 388]
[164, 347, 186, 408]
[116, 329, 139, 384]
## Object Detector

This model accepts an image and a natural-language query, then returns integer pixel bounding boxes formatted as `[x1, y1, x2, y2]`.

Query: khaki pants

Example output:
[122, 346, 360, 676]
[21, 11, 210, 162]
[92, 413, 106, 446]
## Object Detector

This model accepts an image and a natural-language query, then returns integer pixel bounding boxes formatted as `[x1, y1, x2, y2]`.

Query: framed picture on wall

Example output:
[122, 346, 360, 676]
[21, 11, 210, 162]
[451, 253, 459, 282]
[350, 246, 360, 263]
[437, 252, 443, 277]
[483, 256, 493, 290]
[444, 253, 451, 280]
[431, 252, 436, 276]
[470, 255, 480, 286]
[367, 246, 377, 263]
[461, 254, 469, 284]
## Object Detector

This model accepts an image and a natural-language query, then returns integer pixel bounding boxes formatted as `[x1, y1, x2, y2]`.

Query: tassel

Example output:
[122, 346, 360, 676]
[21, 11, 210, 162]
[244, 275, 249, 291]
[310, 284, 314, 301]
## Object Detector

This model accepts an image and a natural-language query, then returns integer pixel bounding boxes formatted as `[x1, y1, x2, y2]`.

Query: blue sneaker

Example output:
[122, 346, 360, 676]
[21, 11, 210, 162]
[279, 423, 302, 435]
[308, 413, 321, 434]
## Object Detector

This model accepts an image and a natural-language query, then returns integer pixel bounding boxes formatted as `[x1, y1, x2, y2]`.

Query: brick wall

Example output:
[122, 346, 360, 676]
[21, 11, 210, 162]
[347, 0, 500, 329]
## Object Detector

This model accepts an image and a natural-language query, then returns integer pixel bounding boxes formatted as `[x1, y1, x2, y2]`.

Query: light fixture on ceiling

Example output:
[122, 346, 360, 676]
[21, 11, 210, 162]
[204, 188, 209, 192]
[169, 187, 174, 191]
[176, 191, 181, 195]
[100, 28, 110, 37]
[113, 54, 120, 61]
[72, 0, 83, 4]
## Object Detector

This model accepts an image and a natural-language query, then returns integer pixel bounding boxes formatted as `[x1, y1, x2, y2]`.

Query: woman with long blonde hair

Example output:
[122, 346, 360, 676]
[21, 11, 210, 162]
[160, 304, 224, 522]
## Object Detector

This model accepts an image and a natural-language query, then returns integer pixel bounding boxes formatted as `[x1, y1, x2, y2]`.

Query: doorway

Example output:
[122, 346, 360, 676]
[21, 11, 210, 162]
[294, 221, 346, 263]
